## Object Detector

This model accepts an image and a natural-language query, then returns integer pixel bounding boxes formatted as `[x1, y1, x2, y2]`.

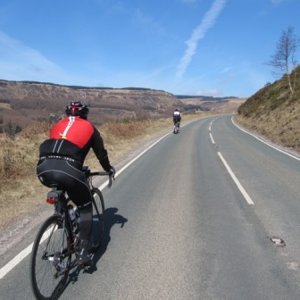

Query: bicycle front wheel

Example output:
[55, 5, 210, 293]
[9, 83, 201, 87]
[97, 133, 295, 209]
[30, 215, 72, 300]
[91, 188, 105, 248]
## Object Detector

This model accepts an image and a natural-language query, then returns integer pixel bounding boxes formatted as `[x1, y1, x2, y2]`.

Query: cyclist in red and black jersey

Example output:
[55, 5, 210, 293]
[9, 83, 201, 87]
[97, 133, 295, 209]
[37, 101, 115, 264]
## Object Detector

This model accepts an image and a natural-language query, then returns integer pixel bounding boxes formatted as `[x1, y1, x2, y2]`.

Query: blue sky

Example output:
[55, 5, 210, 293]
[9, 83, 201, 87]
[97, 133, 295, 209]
[0, 0, 299, 97]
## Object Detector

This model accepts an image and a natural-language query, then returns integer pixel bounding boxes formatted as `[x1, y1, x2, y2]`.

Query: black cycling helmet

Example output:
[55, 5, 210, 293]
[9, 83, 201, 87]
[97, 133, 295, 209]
[65, 101, 89, 119]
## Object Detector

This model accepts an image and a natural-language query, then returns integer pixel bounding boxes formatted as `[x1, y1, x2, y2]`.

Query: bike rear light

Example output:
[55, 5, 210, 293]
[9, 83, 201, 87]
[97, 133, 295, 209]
[46, 197, 58, 204]
[46, 190, 61, 204]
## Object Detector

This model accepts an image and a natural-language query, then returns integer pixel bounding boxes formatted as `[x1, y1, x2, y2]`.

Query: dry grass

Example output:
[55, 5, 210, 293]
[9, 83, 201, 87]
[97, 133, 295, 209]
[0, 103, 11, 109]
[0, 123, 50, 230]
[0, 113, 206, 231]
[237, 65, 300, 153]
[236, 93, 300, 153]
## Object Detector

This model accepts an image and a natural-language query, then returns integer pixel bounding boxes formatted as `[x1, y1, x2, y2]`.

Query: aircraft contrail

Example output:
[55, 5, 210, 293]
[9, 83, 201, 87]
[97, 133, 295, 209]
[176, 0, 226, 78]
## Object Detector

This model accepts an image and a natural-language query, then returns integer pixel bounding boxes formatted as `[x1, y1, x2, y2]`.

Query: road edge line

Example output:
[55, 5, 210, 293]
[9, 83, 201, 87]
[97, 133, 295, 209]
[217, 151, 254, 206]
[232, 116, 300, 161]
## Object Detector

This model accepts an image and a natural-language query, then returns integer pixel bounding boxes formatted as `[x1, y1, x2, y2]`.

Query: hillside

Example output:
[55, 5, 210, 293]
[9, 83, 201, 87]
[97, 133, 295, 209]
[0, 80, 247, 135]
[0, 80, 184, 130]
[237, 65, 300, 153]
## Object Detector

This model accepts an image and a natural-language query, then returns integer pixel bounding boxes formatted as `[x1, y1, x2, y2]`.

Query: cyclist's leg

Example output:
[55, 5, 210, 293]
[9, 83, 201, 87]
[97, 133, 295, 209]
[61, 162, 94, 264]
[73, 204, 93, 264]
[66, 185, 92, 236]
[42, 160, 93, 241]
[38, 159, 93, 264]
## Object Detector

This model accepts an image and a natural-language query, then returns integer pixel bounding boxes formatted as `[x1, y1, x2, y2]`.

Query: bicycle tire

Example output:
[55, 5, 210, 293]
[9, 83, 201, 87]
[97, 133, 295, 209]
[30, 215, 72, 300]
[91, 188, 105, 249]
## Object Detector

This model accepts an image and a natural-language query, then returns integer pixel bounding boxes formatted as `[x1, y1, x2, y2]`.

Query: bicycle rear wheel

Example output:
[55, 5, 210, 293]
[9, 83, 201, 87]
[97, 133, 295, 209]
[91, 188, 105, 249]
[30, 215, 72, 300]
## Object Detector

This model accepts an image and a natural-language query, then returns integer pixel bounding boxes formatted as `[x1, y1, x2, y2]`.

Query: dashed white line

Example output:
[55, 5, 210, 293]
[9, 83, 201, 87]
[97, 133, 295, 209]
[209, 119, 254, 205]
[209, 132, 215, 144]
[217, 152, 254, 205]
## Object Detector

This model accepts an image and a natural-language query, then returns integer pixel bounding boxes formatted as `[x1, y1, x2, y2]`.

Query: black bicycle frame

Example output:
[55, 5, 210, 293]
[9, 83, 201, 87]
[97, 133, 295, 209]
[47, 188, 76, 245]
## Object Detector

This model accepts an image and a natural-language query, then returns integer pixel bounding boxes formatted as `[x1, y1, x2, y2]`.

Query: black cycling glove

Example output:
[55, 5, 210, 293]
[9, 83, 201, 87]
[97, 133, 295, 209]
[109, 166, 116, 177]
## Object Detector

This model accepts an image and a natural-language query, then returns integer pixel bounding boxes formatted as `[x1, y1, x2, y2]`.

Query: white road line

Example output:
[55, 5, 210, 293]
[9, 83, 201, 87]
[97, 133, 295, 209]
[217, 152, 255, 206]
[0, 129, 174, 280]
[0, 243, 33, 279]
[232, 116, 300, 161]
[209, 133, 215, 144]
[209, 117, 254, 205]
[0, 225, 57, 279]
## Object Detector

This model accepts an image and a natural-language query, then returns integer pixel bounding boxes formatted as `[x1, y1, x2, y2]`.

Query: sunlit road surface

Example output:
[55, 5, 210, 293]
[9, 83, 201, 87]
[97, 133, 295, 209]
[1, 115, 300, 299]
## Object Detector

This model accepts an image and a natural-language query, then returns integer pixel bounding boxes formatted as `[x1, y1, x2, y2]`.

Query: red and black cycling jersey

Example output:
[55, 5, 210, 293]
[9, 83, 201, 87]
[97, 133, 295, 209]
[39, 116, 111, 171]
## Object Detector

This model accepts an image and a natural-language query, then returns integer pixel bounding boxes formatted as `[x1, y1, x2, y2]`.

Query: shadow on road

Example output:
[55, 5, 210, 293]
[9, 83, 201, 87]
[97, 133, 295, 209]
[70, 207, 128, 280]
[89, 207, 128, 270]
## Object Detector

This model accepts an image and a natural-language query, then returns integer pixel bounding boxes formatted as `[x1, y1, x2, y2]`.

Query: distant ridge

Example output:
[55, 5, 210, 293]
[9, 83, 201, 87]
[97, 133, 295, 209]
[0, 79, 182, 129]
[0, 79, 243, 134]
[0, 79, 169, 93]
[176, 95, 239, 101]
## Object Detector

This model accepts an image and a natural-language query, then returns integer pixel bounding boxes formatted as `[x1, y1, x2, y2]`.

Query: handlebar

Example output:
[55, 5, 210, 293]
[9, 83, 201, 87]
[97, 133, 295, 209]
[83, 167, 115, 188]
[88, 171, 110, 176]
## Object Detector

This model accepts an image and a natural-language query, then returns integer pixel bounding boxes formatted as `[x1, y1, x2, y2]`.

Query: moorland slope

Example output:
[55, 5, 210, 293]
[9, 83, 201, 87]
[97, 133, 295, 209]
[0, 80, 184, 129]
[237, 65, 300, 153]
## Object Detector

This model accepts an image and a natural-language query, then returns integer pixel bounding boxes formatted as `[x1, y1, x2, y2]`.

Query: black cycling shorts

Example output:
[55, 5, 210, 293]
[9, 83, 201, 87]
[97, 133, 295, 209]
[36, 158, 92, 207]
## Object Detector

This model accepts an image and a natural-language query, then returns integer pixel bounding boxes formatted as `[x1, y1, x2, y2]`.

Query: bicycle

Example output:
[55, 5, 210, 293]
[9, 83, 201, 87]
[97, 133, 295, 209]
[30, 167, 114, 300]
[173, 121, 180, 134]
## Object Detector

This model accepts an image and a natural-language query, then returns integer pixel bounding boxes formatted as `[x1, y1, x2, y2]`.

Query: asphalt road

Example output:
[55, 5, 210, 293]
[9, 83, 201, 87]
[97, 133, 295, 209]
[1, 115, 300, 299]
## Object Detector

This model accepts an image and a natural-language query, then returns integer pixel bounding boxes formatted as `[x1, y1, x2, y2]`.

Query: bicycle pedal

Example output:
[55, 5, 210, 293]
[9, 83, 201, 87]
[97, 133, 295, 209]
[83, 258, 94, 268]
[90, 242, 101, 252]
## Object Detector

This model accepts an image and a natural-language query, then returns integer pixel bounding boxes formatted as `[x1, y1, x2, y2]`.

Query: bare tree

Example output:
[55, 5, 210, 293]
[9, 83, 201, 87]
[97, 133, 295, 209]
[268, 26, 299, 95]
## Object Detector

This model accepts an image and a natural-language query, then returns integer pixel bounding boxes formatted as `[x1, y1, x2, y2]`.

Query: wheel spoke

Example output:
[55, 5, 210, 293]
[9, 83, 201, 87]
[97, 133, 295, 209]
[30, 216, 72, 299]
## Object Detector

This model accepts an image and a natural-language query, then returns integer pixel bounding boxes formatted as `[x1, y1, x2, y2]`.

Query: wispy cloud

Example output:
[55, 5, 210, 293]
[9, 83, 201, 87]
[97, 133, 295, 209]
[0, 30, 69, 82]
[176, 0, 226, 78]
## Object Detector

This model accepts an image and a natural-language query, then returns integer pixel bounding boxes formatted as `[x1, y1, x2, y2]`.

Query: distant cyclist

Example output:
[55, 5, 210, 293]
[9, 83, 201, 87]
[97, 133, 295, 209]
[173, 108, 181, 130]
[36, 101, 115, 264]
